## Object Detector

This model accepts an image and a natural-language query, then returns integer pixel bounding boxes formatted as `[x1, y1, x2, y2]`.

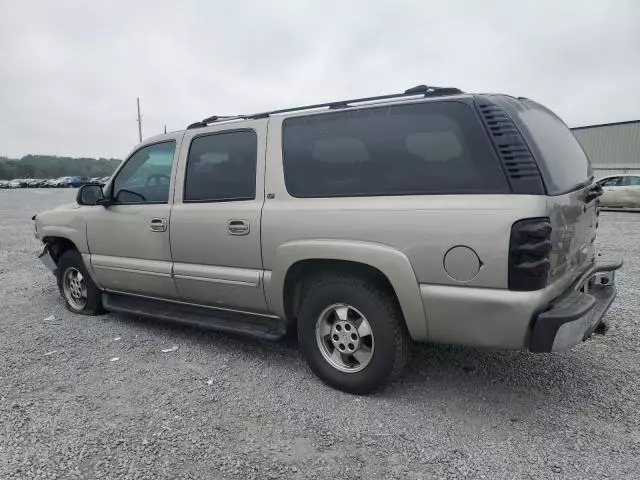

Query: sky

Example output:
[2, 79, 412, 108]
[1, 0, 639, 159]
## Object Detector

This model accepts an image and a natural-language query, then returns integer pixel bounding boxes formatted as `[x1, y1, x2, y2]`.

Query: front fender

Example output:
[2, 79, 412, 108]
[266, 240, 428, 341]
[36, 208, 90, 254]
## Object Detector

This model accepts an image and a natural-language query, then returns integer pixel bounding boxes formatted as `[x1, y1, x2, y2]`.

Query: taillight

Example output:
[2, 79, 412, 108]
[509, 218, 552, 291]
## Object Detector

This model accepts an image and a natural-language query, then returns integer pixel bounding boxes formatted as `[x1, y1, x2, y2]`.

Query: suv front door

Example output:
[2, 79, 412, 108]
[86, 136, 182, 298]
[170, 120, 269, 314]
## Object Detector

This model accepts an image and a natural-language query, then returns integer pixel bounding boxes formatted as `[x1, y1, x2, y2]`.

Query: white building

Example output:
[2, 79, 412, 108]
[572, 120, 640, 178]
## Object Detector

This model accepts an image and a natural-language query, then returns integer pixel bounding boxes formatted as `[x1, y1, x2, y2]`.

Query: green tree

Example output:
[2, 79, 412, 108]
[0, 155, 121, 180]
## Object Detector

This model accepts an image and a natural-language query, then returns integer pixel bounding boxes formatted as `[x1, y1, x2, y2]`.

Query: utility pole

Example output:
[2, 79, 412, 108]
[136, 97, 143, 142]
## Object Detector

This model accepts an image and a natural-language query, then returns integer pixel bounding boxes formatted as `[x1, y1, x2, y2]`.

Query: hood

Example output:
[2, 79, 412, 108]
[53, 201, 81, 211]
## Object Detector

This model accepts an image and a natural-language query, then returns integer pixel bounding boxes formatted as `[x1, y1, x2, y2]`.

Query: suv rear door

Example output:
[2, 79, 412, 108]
[169, 119, 270, 314]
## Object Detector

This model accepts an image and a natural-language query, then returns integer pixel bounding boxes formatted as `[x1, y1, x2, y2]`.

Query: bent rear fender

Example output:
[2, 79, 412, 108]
[266, 240, 429, 341]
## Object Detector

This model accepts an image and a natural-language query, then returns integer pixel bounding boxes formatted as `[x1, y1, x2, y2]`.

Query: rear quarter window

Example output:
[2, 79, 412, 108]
[512, 99, 593, 195]
[282, 101, 508, 198]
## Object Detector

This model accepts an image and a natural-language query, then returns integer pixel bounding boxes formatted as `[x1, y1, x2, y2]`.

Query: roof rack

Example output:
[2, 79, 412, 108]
[186, 84, 463, 129]
[187, 115, 245, 130]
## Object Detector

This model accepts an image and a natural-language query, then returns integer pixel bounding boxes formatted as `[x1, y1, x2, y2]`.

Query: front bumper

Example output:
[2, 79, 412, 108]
[38, 245, 57, 273]
[529, 255, 623, 352]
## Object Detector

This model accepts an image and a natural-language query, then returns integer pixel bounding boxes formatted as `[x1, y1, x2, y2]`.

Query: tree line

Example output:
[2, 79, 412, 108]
[0, 155, 122, 180]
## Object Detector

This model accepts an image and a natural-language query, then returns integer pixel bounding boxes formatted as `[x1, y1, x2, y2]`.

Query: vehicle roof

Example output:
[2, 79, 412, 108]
[183, 85, 475, 131]
[137, 86, 520, 149]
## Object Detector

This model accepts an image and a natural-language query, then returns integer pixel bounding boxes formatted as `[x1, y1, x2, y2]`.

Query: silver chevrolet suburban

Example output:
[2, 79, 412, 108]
[34, 85, 622, 393]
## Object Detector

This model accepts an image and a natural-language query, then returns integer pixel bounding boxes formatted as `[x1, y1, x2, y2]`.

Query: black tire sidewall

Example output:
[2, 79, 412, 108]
[56, 250, 102, 315]
[298, 278, 404, 394]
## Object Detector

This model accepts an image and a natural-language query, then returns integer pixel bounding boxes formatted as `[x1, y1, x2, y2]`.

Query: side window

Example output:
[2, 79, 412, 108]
[282, 102, 508, 197]
[405, 131, 464, 163]
[184, 130, 257, 202]
[599, 177, 621, 187]
[622, 176, 640, 186]
[112, 141, 176, 204]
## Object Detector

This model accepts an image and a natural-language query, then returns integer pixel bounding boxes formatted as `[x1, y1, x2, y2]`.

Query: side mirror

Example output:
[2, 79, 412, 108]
[77, 184, 106, 206]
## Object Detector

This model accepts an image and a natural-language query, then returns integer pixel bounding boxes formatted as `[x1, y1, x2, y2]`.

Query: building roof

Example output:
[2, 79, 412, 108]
[571, 119, 640, 131]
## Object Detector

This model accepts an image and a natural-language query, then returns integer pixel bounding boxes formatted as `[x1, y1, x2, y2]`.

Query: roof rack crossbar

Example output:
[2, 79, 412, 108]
[247, 85, 462, 119]
[187, 115, 248, 129]
[187, 85, 462, 128]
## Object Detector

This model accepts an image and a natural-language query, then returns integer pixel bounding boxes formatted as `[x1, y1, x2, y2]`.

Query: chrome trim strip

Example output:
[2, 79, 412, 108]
[173, 274, 258, 287]
[93, 265, 172, 277]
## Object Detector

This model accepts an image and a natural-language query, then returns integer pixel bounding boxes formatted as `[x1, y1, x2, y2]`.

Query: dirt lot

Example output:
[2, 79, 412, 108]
[1, 188, 639, 479]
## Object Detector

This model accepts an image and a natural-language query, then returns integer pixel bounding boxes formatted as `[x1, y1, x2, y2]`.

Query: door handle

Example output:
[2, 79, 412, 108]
[149, 217, 167, 232]
[227, 219, 250, 235]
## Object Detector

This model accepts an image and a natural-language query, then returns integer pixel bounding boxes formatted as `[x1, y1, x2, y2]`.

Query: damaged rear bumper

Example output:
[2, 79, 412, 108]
[529, 255, 623, 352]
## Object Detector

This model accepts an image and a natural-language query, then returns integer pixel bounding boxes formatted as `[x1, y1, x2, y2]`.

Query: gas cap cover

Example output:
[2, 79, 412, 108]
[443, 246, 481, 282]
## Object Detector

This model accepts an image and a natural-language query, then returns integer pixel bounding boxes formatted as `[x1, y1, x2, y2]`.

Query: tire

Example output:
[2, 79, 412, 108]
[297, 274, 411, 394]
[56, 250, 103, 315]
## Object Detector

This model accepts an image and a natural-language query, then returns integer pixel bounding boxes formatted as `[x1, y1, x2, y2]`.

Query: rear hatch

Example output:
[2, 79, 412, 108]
[481, 95, 598, 289]
[514, 99, 598, 287]
[544, 184, 597, 287]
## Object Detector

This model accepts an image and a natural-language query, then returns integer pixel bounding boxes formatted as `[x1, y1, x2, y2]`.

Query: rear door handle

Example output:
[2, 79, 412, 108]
[227, 219, 250, 235]
[150, 217, 167, 232]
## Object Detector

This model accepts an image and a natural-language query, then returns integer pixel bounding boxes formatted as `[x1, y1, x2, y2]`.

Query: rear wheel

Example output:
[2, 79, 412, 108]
[57, 250, 103, 315]
[297, 274, 411, 394]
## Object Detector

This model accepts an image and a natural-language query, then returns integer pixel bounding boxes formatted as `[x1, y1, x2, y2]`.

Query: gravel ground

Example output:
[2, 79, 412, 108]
[1, 188, 639, 480]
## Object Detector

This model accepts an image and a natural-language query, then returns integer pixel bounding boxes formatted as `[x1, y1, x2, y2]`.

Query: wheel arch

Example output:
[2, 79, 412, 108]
[42, 235, 99, 286]
[42, 236, 79, 265]
[266, 240, 428, 341]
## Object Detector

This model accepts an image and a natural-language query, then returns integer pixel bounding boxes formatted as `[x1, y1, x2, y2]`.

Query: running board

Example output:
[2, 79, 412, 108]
[102, 293, 287, 340]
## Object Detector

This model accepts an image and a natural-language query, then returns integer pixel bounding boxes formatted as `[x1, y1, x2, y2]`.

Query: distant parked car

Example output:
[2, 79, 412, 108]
[8, 179, 23, 188]
[0, 180, 9, 188]
[26, 179, 44, 188]
[67, 176, 89, 188]
[598, 175, 640, 208]
[52, 177, 72, 188]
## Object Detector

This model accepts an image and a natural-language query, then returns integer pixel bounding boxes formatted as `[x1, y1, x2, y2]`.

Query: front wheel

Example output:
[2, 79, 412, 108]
[297, 274, 411, 394]
[57, 250, 103, 315]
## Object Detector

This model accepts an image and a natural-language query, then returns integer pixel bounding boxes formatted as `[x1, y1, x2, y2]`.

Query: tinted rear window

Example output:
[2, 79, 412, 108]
[515, 100, 593, 195]
[184, 130, 257, 202]
[282, 101, 508, 197]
